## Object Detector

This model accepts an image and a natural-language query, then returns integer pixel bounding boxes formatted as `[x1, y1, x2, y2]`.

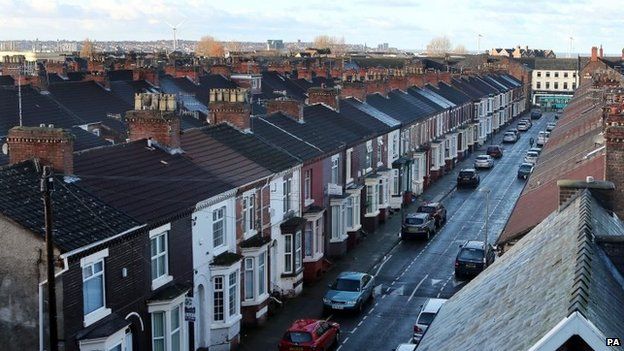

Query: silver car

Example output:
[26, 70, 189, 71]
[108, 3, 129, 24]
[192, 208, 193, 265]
[524, 151, 539, 164]
[474, 155, 494, 169]
[502, 132, 518, 143]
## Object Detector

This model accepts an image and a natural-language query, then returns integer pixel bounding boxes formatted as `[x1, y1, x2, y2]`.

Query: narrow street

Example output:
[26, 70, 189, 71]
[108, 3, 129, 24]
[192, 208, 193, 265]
[240, 112, 555, 351]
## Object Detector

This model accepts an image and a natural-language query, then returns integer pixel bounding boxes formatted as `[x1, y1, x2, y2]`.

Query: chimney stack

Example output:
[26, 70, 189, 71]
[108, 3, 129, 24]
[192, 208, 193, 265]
[126, 93, 181, 151]
[600, 45, 604, 58]
[557, 179, 614, 211]
[307, 87, 340, 111]
[604, 106, 624, 218]
[340, 81, 367, 101]
[591, 46, 598, 62]
[7, 125, 75, 174]
[208, 88, 251, 130]
[266, 98, 304, 122]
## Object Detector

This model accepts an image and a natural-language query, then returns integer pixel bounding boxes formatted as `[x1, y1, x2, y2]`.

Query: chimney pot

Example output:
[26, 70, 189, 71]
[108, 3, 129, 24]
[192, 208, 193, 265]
[586, 176, 595, 183]
[40, 123, 45, 128]
[48, 124, 54, 128]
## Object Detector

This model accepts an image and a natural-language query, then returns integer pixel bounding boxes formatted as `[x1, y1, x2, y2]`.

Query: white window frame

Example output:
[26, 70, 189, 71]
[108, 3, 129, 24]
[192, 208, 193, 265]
[244, 258, 255, 301]
[365, 182, 379, 216]
[213, 276, 225, 322]
[331, 154, 339, 184]
[212, 206, 226, 249]
[282, 178, 292, 213]
[148, 294, 187, 351]
[228, 271, 238, 317]
[150, 224, 173, 291]
[304, 169, 313, 205]
[365, 140, 373, 172]
[242, 191, 257, 238]
[377, 137, 384, 167]
[81, 248, 111, 327]
[284, 234, 293, 273]
[346, 148, 353, 184]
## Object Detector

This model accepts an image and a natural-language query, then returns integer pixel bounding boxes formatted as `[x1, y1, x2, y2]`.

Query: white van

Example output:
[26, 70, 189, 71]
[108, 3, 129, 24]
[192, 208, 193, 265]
[413, 298, 447, 343]
[537, 131, 550, 146]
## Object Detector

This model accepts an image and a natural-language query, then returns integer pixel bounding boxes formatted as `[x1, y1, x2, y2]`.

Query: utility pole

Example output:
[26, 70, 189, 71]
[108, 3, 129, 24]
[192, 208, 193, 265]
[41, 166, 59, 351]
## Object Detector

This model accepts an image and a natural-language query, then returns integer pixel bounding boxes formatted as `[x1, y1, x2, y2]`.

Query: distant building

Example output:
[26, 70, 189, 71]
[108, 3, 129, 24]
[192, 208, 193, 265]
[491, 45, 556, 59]
[266, 39, 284, 51]
[520, 57, 582, 109]
[377, 43, 389, 51]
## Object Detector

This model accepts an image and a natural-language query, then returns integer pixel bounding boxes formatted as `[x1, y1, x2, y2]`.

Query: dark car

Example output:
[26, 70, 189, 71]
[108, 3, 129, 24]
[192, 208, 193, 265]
[402, 213, 436, 240]
[486, 145, 503, 159]
[517, 163, 534, 179]
[457, 168, 480, 188]
[454, 240, 495, 279]
[530, 110, 542, 119]
[416, 202, 447, 228]
[279, 319, 340, 351]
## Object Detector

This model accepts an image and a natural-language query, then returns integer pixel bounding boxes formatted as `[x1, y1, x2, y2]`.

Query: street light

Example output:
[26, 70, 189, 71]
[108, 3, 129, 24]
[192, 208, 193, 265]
[479, 187, 490, 267]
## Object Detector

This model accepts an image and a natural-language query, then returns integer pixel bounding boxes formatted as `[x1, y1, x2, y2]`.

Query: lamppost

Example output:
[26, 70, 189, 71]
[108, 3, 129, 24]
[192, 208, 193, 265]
[479, 187, 490, 267]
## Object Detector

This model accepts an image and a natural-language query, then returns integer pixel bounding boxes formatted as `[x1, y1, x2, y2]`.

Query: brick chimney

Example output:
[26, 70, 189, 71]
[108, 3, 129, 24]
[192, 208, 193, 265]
[307, 87, 340, 111]
[266, 98, 304, 122]
[208, 88, 251, 130]
[340, 81, 367, 101]
[7, 125, 75, 174]
[126, 93, 181, 151]
[210, 64, 231, 78]
[600, 45, 604, 58]
[604, 107, 624, 218]
[557, 178, 615, 210]
[591, 46, 598, 62]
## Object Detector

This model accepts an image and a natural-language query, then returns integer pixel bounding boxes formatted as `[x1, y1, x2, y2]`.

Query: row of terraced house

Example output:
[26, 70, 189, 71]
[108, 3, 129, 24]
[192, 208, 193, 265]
[0, 66, 526, 351]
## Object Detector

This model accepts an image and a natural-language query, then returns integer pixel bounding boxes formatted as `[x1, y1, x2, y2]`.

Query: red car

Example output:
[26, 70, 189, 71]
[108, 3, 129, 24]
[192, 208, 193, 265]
[278, 319, 340, 351]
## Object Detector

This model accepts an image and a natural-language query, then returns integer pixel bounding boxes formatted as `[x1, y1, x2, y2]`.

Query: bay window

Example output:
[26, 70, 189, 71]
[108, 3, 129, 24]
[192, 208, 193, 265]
[258, 253, 266, 296]
[152, 312, 166, 351]
[365, 140, 373, 171]
[284, 231, 303, 273]
[304, 169, 312, 203]
[303, 214, 325, 260]
[305, 222, 313, 257]
[393, 169, 400, 195]
[284, 234, 293, 273]
[228, 271, 238, 317]
[210, 267, 242, 324]
[241, 250, 268, 303]
[171, 306, 181, 351]
[346, 148, 353, 184]
[330, 199, 347, 242]
[346, 196, 354, 229]
[149, 296, 186, 351]
[244, 258, 254, 300]
[213, 276, 224, 321]
[366, 184, 377, 214]
[377, 137, 383, 166]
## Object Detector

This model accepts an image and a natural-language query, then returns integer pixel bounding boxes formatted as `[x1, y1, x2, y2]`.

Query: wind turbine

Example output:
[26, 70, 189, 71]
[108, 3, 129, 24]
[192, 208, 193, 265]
[166, 19, 186, 52]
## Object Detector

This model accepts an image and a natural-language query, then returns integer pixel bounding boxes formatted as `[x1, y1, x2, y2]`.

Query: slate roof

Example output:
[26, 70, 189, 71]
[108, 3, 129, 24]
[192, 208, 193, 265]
[340, 98, 400, 127]
[366, 90, 435, 125]
[0, 75, 15, 86]
[106, 69, 133, 82]
[47, 81, 132, 132]
[199, 74, 238, 90]
[419, 191, 624, 351]
[66, 72, 86, 81]
[425, 82, 472, 105]
[250, 115, 324, 161]
[499, 81, 605, 244]
[519, 57, 580, 71]
[110, 80, 159, 106]
[74, 141, 233, 223]
[260, 71, 308, 100]
[70, 127, 112, 151]
[0, 160, 140, 252]
[159, 76, 208, 115]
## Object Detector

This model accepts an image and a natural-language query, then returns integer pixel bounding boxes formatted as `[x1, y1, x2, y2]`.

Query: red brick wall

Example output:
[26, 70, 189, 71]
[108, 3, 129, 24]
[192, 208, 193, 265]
[605, 123, 624, 219]
[340, 82, 366, 101]
[388, 76, 407, 91]
[210, 64, 231, 77]
[266, 99, 303, 121]
[133, 68, 159, 86]
[126, 111, 181, 149]
[307, 87, 339, 110]
[365, 80, 389, 96]
[7, 126, 74, 173]
[209, 101, 251, 130]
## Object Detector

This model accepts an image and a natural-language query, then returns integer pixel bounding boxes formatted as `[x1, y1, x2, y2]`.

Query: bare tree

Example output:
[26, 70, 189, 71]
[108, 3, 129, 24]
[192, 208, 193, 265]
[426, 36, 452, 56]
[454, 44, 468, 54]
[313, 35, 346, 55]
[195, 36, 225, 57]
[80, 38, 94, 59]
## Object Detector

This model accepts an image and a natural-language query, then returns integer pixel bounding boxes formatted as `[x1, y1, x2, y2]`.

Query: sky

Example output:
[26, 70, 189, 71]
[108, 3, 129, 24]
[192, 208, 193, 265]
[1, 0, 623, 54]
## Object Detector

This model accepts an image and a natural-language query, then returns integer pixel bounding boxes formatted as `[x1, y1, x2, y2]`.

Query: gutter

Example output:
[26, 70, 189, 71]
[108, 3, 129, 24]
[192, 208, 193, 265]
[59, 224, 146, 260]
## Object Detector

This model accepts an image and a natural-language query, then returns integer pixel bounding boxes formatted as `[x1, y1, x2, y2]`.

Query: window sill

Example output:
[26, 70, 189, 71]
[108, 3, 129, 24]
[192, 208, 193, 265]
[304, 198, 315, 207]
[347, 224, 362, 232]
[365, 210, 380, 218]
[211, 314, 242, 330]
[242, 293, 269, 307]
[346, 177, 354, 185]
[151, 274, 173, 291]
[329, 235, 348, 244]
[304, 252, 324, 263]
[281, 267, 304, 278]
[84, 307, 111, 327]
[243, 229, 258, 241]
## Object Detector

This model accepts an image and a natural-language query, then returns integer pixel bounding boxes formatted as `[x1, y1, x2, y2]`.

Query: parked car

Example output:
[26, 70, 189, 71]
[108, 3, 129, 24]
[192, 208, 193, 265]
[531, 110, 542, 119]
[401, 213, 436, 240]
[529, 146, 543, 155]
[474, 154, 494, 169]
[416, 202, 447, 228]
[546, 122, 557, 131]
[486, 145, 503, 159]
[520, 118, 533, 127]
[457, 168, 480, 188]
[537, 131, 550, 146]
[517, 163, 534, 179]
[394, 344, 417, 351]
[279, 319, 340, 351]
[555, 113, 560, 120]
[413, 298, 448, 344]
[517, 121, 530, 131]
[508, 128, 520, 137]
[323, 272, 374, 314]
[502, 131, 518, 143]
[523, 150, 539, 165]
[454, 241, 495, 279]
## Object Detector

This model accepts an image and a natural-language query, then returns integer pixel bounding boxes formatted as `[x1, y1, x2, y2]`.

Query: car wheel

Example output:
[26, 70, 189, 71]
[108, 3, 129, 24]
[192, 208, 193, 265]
[358, 302, 364, 314]
[426, 230, 430, 240]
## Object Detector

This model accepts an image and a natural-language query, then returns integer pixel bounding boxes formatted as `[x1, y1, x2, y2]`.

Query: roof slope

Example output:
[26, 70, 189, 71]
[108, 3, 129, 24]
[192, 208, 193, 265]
[250, 115, 323, 161]
[0, 160, 139, 251]
[74, 141, 232, 223]
[419, 192, 624, 351]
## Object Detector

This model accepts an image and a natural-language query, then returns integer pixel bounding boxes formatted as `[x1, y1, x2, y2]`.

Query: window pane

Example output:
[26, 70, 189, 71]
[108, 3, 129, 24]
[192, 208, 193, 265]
[151, 237, 157, 256]
[171, 331, 180, 351]
[153, 340, 164, 351]
[245, 269, 254, 300]
[214, 276, 224, 321]
[83, 265, 104, 314]
[153, 312, 164, 337]
[158, 234, 166, 254]
[151, 259, 158, 280]
[258, 253, 266, 296]
[158, 255, 166, 277]
[305, 224, 313, 257]
[172, 306, 180, 330]
[229, 272, 237, 316]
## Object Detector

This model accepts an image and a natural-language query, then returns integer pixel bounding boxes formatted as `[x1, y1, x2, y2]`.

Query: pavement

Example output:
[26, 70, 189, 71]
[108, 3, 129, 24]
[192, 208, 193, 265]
[239, 112, 555, 351]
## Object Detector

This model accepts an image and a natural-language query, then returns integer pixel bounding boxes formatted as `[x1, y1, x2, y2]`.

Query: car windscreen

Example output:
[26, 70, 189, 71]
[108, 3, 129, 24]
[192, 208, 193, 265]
[417, 312, 437, 326]
[527, 152, 538, 157]
[417, 206, 435, 213]
[406, 217, 425, 225]
[519, 164, 532, 171]
[476, 156, 489, 161]
[459, 171, 474, 177]
[458, 248, 484, 261]
[331, 278, 360, 292]
[284, 331, 313, 343]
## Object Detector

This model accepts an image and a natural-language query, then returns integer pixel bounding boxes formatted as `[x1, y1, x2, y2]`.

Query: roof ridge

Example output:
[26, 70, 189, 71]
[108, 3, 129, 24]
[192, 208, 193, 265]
[568, 190, 594, 317]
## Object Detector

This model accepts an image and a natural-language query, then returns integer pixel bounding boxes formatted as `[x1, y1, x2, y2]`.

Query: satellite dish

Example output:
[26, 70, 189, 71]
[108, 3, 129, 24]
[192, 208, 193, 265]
[1, 143, 8, 155]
